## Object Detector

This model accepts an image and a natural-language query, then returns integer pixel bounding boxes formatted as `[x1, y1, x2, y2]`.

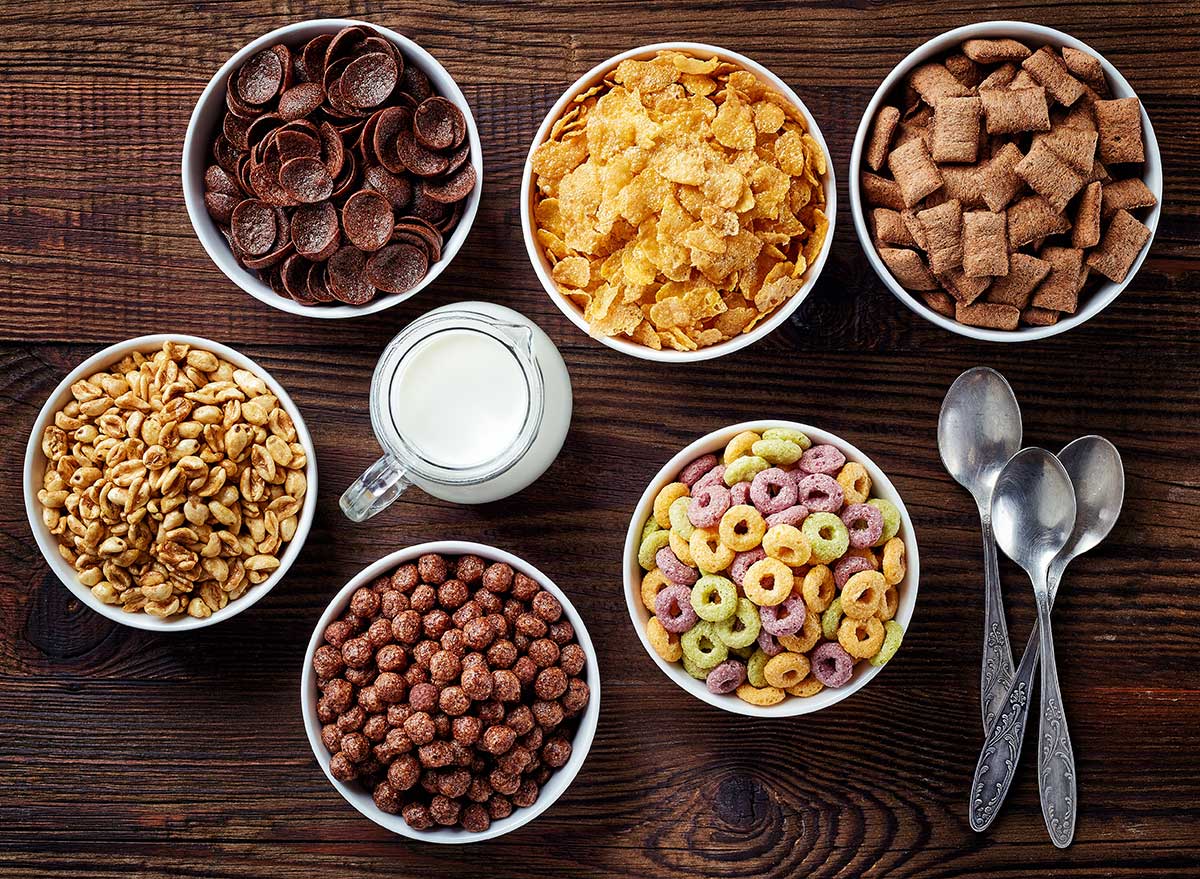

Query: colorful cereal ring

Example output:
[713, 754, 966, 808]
[838, 616, 885, 659]
[690, 527, 735, 573]
[762, 427, 811, 450]
[799, 443, 846, 476]
[779, 608, 822, 653]
[836, 461, 872, 505]
[730, 481, 752, 506]
[688, 483, 731, 528]
[841, 570, 885, 620]
[765, 504, 810, 528]
[691, 575, 738, 622]
[761, 524, 812, 567]
[752, 438, 803, 466]
[785, 675, 825, 697]
[646, 616, 682, 661]
[882, 537, 906, 585]
[730, 547, 767, 586]
[640, 568, 672, 613]
[669, 530, 695, 567]
[668, 495, 695, 539]
[811, 641, 854, 687]
[868, 498, 901, 545]
[841, 502, 884, 548]
[756, 630, 784, 657]
[680, 453, 719, 487]
[735, 683, 785, 706]
[796, 473, 845, 513]
[656, 546, 698, 585]
[654, 584, 699, 634]
[746, 648, 771, 686]
[764, 651, 811, 688]
[723, 430, 762, 465]
[719, 504, 767, 552]
[641, 516, 661, 542]
[821, 596, 843, 640]
[681, 653, 709, 680]
[833, 554, 873, 588]
[638, 529, 671, 570]
[879, 585, 899, 622]
[869, 620, 904, 667]
[705, 659, 747, 694]
[653, 482, 690, 529]
[750, 467, 798, 515]
[693, 463, 727, 491]
[802, 512, 850, 565]
[759, 595, 806, 636]
[724, 455, 769, 487]
[680, 621, 728, 669]
[801, 565, 836, 613]
[714, 597, 762, 648]
[742, 557, 794, 606]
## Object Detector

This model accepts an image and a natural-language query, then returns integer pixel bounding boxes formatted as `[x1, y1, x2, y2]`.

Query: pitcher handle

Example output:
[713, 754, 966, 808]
[340, 455, 410, 522]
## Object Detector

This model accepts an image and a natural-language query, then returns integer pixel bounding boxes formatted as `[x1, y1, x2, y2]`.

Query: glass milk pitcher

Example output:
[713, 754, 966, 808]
[340, 302, 572, 520]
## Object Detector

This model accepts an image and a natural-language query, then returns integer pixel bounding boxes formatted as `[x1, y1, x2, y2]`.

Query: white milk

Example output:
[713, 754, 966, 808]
[388, 329, 529, 469]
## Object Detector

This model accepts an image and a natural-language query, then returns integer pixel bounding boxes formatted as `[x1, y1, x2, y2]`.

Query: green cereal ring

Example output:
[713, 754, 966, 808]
[681, 621, 729, 669]
[724, 455, 769, 486]
[669, 495, 695, 539]
[746, 648, 770, 687]
[714, 597, 762, 648]
[869, 620, 905, 667]
[691, 575, 738, 622]
[730, 644, 755, 660]
[638, 529, 671, 570]
[763, 427, 812, 450]
[682, 653, 710, 680]
[803, 512, 851, 564]
[752, 438, 803, 466]
[821, 596, 843, 641]
[868, 498, 901, 546]
[642, 515, 661, 541]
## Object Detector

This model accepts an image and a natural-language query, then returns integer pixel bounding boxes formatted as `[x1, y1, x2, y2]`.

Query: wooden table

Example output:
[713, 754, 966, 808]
[3, 1, 1198, 876]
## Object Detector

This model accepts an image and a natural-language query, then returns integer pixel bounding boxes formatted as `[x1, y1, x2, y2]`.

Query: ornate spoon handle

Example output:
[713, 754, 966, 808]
[979, 515, 1015, 732]
[1036, 592, 1076, 848]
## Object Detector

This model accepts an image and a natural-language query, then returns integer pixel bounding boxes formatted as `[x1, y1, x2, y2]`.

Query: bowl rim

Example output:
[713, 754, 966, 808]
[848, 20, 1163, 342]
[181, 17, 484, 320]
[299, 540, 601, 843]
[622, 420, 919, 717]
[23, 334, 318, 632]
[519, 40, 838, 363]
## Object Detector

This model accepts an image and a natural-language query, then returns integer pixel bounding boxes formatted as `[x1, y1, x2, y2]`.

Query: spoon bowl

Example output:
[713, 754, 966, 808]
[992, 448, 1077, 573]
[1053, 436, 1125, 577]
[939, 367, 1024, 510]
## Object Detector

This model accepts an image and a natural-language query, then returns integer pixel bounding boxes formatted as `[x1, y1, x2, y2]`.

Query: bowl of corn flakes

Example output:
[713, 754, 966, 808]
[521, 43, 835, 362]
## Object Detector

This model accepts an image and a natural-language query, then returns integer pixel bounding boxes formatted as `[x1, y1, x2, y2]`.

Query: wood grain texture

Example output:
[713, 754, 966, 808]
[2, 1, 1199, 876]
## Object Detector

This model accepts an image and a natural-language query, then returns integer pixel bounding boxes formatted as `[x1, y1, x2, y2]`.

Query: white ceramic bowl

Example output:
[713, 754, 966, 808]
[623, 421, 919, 717]
[849, 21, 1162, 342]
[301, 541, 600, 843]
[23, 334, 318, 632]
[182, 19, 483, 319]
[520, 42, 837, 362]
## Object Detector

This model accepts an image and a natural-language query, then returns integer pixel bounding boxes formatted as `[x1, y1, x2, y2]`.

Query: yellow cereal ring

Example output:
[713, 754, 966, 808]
[878, 585, 899, 622]
[779, 608, 821, 653]
[668, 495, 695, 539]
[752, 438, 802, 466]
[764, 652, 811, 688]
[719, 504, 767, 552]
[844, 546, 880, 570]
[669, 530, 695, 567]
[801, 565, 836, 613]
[690, 527, 735, 572]
[646, 616, 682, 661]
[841, 570, 885, 620]
[653, 482, 689, 528]
[735, 682, 785, 706]
[638, 529, 671, 570]
[785, 674, 825, 697]
[838, 616, 885, 659]
[640, 569, 672, 612]
[882, 537, 906, 585]
[869, 620, 904, 667]
[723, 430, 762, 464]
[762, 523, 812, 567]
[762, 427, 811, 450]
[836, 462, 872, 506]
[742, 557, 794, 606]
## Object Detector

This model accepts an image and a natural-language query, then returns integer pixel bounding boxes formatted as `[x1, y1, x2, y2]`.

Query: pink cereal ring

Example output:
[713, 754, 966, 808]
[705, 659, 747, 694]
[730, 547, 767, 586]
[729, 481, 752, 506]
[759, 596, 806, 636]
[680, 453, 720, 487]
[834, 554, 874, 588]
[800, 444, 847, 476]
[750, 467, 798, 515]
[757, 630, 784, 657]
[655, 547, 698, 586]
[654, 584, 699, 633]
[688, 484, 731, 528]
[811, 641, 855, 687]
[797, 473, 845, 513]
[841, 503, 884, 548]
[693, 463, 726, 491]
[766, 504, 810, 528]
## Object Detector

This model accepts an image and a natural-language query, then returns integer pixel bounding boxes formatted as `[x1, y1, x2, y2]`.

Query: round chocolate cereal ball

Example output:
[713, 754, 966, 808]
[462, 651, 488, 673]
[433, 713, 452, 738]
[438, 578, 469, 609]
[380, 590, 408, 618]
[376, 644, 407, 673]
[429, 649, 462, 685]
[344, 666, 376, 688]
[512, 572, 539, 601]
[532, 700, 563, 730]
[467, 775, 492, 802]
[535, 666, 568, 700]
[488, 795, 513, 820]
[497, 745, 531, 775]
[330, 751, 358, 781]
[449, 740, 473, 766]
[313, 644, 345, 679]
[340, 732, 370, 763]
[438, 685, 470, 716]
[402, 802, 433, 830]
[487, 639, 517, 668]
[410, 584, 437, 614]
[512, 656, 538, 686]
[367, 617, 394, 648]
[419, 770, 440, 794]
[482, 562, 514, 593]
[374, 672, 406, 703]
[372, 780, 401, 814]
[548, 619, 575, 645]
[341, 637, 373, 669]
[452, 601, 482, 629]
[321, 723, 340, 751]
[388, 754, 420, 790]
[513, 779, 539, 808]
[403, 711, 436, 746]
[350, 587, 380, 618]
[489, 768, 520, 796]
[384, 727, 413, 754]
[391, 563, 419, 593]
[439, 767, 472, 799]
[418, 553, 449, 585]
[456, 554, 486, 583]
[387, 703, 413, 727]
[430, 794, 460, 826]
[461, 666, 493, 701]
[492, 669, 521, 702]
[513, 632, 531, 653]
[403, 664, 429, 687]
[463, 617, 494, 650]
[363, 714, 388, 742]
[477, 700, 505, 725]
[371, 576, 391, 594]
[317, 697, 337, 724]
[527, 638, 559, 668]
[543, 736, 573, 768]
[323, 619, 356, 648]
[440, 628, 467, 656]
[481, 724, 517, 755]
[423, 609, 451, 640]
[413, 639, 438, 669]
[336, 705, 366, 732]
[461, 802, 490, 833]
[522, 726, 544, 752]
[323, 679, 353, 713]
[505, 704, 534, 736]
[560, 643, 586, 677]
[531, 590, 562, 623]
[516, 612, 548, 639]
[357, 685, 385, 714]
[392, 610, 422, 644]
[418, 741, 454, 768]
[452, 714, 482, 745]
[477, 591, 502, 615]
[503, 599, 523, 624]
[562, 677, 590, 715]
[408, 681, 439, 713]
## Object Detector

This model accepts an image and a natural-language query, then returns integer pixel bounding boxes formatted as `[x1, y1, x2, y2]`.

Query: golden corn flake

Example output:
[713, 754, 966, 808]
[529, 50, 829, 351]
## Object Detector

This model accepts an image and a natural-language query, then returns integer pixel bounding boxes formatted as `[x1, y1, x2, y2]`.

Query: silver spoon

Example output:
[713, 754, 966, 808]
[970, 437, 1122, 839]
[939, 367, 1023, 731]
[990, 448, 1078, 848]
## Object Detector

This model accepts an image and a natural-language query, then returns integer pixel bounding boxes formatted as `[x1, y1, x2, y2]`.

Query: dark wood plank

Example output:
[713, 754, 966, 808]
[1, 1, 1198, 876]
